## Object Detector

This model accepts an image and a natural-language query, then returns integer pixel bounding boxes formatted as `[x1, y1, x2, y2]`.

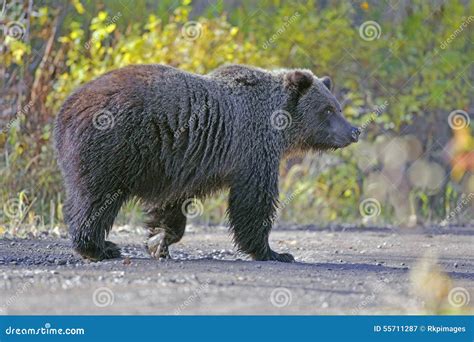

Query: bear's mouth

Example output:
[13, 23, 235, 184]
[313, 138, 357, 151]
[317, 144, 340, 151]
[307, 143, 341, 151]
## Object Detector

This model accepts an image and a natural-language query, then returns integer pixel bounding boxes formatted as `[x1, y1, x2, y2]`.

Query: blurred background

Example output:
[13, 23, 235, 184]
[1, 0, 473, 237]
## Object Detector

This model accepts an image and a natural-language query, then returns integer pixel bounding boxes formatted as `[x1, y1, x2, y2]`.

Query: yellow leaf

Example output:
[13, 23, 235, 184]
[58, 36, 70, 43]
[105, 23, 116, 33]
[72, 0, 85, 14]
[98, 11, 108, 21]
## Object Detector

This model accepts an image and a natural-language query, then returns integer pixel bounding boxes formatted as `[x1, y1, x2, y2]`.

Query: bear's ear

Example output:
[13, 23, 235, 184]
[285, 70, 313, 93]
[320, 76, 333, 91]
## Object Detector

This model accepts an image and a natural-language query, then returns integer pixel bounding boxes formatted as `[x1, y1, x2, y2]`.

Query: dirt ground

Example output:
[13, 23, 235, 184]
[0, 224, 473, 314]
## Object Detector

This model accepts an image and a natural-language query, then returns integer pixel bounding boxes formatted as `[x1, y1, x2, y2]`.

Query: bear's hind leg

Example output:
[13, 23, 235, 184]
[145, 202, 186, 259]
[66, 190, 125, 261]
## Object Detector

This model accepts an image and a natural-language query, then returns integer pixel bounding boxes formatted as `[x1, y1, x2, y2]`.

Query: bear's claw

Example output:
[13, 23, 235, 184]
[269, 251, 295, 263]
[147, 230, 171, 259]
[254, 250, 295, 263]
[76, 240, 121, 261]
[102, 241, 122, 259]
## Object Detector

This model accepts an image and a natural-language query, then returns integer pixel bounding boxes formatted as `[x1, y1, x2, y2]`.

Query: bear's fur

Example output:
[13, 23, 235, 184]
[54, 64, 359, 262]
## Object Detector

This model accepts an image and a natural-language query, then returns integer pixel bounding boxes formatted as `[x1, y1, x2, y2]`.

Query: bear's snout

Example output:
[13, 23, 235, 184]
[350, 126, 361, 143]
[327, 114, 359, 148]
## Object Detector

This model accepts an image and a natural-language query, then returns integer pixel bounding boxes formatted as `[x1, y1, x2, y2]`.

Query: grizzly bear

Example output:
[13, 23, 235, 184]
[54, 64, 360, 262]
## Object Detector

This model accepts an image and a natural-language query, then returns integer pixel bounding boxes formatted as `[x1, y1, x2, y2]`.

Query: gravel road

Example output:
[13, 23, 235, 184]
[1, 224, 473, 314]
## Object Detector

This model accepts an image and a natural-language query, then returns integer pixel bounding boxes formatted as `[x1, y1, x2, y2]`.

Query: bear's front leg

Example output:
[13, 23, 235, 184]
[228, 169, 295, 263]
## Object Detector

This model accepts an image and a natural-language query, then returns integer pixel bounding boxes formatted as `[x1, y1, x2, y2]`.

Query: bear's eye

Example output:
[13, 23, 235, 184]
[326, 109, 333, 115]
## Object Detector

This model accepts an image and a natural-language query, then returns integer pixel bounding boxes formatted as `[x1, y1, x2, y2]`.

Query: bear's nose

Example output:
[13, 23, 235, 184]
[351, 127, 361, 142]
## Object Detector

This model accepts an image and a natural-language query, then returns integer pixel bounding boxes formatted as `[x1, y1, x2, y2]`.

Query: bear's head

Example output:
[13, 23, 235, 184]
[284, 70, 360, 151]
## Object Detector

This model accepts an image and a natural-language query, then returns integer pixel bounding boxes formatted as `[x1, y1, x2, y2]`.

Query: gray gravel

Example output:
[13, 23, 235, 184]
[0, 224, 473, 314]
